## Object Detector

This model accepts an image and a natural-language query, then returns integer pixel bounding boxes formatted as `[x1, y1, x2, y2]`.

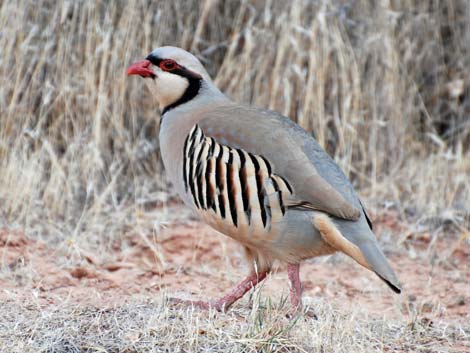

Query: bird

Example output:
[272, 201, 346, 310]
[127, 46, 401, 313]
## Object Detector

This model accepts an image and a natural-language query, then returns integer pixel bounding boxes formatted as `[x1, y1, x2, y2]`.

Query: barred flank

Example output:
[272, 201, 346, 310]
[182, 125, 293, 229]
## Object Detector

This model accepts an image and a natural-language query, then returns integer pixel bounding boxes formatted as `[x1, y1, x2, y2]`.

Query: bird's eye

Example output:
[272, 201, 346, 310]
[160, 60, 177, 71]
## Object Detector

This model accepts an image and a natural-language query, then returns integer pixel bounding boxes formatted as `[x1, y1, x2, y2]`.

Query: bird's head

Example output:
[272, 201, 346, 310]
[127, 46, 211, 115]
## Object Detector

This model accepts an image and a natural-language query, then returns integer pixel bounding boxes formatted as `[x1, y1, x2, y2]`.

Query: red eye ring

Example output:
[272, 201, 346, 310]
[160, 59, 177, 71]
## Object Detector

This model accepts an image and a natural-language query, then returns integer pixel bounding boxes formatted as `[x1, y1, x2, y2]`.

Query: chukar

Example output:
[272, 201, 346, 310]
[127, 46, 401, 312]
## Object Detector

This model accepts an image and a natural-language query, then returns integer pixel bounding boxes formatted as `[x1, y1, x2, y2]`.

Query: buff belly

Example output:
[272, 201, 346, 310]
[197, 208, 336, 265]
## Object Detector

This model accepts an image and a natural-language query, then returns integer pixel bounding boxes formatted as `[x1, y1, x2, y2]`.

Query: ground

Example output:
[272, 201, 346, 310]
[0, 207, 468, 352]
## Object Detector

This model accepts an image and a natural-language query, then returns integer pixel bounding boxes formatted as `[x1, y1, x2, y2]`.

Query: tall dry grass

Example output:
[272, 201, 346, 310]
[0, 0, 469, 247]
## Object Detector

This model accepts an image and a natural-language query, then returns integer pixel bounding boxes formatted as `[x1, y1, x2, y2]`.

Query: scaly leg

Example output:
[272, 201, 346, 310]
[171, 271, 268, 312]
[287, 263, 302, 311]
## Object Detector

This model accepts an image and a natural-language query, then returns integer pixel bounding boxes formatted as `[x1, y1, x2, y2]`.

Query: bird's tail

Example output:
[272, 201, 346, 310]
[358, 241, 401, 293]
[314, 213, 401, 293]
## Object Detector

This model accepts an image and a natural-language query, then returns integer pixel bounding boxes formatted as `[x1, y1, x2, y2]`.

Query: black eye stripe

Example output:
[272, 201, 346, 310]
[147, 55, 176, 70]
[146, 54, 162, 66]
[147, 54, 202, 79]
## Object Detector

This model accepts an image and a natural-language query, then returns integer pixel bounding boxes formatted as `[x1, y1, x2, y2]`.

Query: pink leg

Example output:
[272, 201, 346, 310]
[287, 263, 302, 311]
[171, 271, 268, 312]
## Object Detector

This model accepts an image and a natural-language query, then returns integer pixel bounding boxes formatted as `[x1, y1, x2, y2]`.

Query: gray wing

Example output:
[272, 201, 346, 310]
[198, 104, 362, 221]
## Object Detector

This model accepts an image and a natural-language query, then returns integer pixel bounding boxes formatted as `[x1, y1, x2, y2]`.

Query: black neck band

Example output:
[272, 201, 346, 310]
[161, 77, 201, 116]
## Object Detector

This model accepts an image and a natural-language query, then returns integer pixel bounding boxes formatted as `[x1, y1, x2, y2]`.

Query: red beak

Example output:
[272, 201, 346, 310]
[126, 59, 155, 78]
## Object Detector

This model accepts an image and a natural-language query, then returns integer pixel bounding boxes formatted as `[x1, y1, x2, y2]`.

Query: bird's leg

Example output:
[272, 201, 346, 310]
[212, 271, 268, 311]
[287, 263, 302, 311]
[171, 271, 268, 312]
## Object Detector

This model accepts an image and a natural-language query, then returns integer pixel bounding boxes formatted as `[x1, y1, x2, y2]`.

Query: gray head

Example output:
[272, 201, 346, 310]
[127, 46, 213, 115]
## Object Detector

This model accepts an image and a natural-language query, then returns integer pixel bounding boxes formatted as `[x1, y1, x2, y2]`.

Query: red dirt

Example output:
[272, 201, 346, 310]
[0, 211, 469, 325]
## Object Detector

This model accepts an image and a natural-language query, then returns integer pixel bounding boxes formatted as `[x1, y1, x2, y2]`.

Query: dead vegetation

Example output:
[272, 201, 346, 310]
[2, 297, 467, 353]
[0, 0, 469, 352]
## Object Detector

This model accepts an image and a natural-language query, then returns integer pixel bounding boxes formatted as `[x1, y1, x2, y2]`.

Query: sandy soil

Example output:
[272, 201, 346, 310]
[0, 210, 469, 326]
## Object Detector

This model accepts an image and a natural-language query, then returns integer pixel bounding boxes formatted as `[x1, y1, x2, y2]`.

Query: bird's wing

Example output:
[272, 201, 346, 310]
[197, 104, 362, 221]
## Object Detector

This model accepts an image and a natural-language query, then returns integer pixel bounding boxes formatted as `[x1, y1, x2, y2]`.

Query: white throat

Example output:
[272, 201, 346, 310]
[144, 70, 189, 112]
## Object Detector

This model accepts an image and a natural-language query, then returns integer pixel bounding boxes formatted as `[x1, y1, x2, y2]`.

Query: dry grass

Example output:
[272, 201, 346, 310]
[0, 0, 469, 352]
[1, 295, 468, 353]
